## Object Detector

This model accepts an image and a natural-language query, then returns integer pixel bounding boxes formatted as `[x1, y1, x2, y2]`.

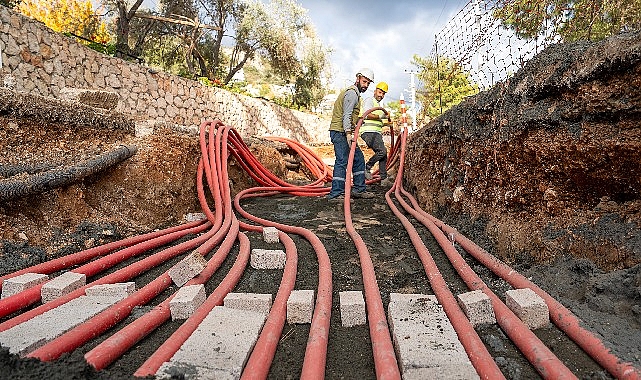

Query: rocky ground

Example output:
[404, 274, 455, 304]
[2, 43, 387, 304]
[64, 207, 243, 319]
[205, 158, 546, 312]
[0, 32, 640, 379]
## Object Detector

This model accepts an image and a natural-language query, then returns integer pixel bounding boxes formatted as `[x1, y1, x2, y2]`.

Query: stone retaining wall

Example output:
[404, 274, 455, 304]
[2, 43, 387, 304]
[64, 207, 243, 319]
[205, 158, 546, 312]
[0, 7, 329, 144]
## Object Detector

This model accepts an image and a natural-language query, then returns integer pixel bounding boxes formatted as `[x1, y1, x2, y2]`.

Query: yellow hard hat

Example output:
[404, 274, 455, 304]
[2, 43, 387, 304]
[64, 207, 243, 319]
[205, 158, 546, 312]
[376, 82, 388, 93]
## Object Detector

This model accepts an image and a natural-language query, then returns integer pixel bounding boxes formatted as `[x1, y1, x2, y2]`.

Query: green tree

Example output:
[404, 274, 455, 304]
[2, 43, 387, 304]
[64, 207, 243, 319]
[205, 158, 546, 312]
[292, 26, 330, 110]
[493, 0, 641, 42]
[412, 54, 479, 122]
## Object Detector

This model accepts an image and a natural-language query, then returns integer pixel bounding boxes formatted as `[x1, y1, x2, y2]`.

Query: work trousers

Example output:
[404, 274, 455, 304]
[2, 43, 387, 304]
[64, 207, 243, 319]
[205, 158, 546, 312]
[328, 130, 366, 198]
[361, 131, 387, 179]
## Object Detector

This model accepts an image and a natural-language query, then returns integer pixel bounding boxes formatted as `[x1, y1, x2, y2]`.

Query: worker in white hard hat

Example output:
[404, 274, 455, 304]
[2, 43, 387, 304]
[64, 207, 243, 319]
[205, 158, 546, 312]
[360, 81, 392, 187]
[327, 68, 376, 200]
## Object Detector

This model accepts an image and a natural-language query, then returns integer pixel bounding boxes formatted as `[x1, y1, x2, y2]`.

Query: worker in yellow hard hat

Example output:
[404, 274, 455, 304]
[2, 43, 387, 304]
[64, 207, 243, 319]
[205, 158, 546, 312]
[360, 81, 392, 187]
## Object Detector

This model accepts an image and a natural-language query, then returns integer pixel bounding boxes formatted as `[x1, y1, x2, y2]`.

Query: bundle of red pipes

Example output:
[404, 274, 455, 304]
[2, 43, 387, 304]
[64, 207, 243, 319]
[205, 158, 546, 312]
[0, 111, 637, 379]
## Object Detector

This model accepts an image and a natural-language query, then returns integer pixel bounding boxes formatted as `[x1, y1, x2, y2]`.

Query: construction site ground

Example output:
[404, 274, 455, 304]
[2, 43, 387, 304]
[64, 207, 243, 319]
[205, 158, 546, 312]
[0, 110, 639, 379]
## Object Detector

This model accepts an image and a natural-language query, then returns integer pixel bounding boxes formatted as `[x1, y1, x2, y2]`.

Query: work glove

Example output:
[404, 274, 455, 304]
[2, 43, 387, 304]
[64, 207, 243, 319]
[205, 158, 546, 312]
[345, 131, 354, 145]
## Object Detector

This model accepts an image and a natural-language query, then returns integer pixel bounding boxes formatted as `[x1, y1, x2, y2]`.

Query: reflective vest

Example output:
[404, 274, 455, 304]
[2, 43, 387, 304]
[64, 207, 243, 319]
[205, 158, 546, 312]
[329, 86, 361, 133]
[360, 97, 384, 134]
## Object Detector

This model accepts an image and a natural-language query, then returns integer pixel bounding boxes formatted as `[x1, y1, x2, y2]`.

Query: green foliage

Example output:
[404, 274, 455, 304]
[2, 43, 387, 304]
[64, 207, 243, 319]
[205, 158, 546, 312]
[493, 0, 641, 42]
[412, 54, 479, 121]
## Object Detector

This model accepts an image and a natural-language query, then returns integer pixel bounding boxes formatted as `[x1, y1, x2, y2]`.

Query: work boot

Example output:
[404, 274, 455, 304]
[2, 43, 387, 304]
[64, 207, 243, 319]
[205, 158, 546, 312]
[327, 194, 353, 203]
[352, 190, 375, 199]
[380, 178, 393, 188]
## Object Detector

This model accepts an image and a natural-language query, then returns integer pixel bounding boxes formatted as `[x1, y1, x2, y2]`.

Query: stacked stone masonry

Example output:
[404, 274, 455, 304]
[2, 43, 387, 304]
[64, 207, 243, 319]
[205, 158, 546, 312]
[0, 8, 329, 144]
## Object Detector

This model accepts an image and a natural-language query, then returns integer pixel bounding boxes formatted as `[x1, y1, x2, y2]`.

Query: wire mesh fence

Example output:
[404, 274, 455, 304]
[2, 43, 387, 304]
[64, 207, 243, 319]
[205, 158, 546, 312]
[431, 0, 560, 91]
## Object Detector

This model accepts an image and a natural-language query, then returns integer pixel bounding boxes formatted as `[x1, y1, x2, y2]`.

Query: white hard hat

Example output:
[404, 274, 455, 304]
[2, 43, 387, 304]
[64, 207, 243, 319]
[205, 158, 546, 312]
[356, 68, 374, 82]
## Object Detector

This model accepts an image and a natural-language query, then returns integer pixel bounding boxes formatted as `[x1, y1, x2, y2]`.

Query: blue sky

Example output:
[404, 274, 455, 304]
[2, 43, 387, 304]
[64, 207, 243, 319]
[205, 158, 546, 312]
[297, 1, 469, 103]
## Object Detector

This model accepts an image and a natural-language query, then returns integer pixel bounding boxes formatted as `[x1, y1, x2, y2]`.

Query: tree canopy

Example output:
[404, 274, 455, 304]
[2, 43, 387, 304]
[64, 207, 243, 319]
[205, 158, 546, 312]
[412, 54, 479, 122]
[493, 0, 641, 42]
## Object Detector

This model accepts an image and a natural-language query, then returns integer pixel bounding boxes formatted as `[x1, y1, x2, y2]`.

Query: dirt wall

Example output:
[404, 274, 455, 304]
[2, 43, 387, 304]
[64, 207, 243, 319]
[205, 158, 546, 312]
[404, 31, 641, 270]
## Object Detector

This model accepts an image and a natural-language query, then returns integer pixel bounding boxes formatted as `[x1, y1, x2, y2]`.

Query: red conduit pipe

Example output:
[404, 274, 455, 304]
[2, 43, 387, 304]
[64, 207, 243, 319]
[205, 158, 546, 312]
[394, 194, 577, 378]
[343, 110, 401, 380]
[76, 220, 239, 371]
[0, 220, 211, 322]
[383, 129, 505, 379]
[85, 125, 232, 370]
[0, 220, 215, 332]
[240, 230, 297, 379]
[409, 205, 641, 380]
[0, 219, 205, 290]
[266, 136, 332, 183]
[27, 216, 236, 361]
[133, 227, 250, 377]
[233, 188, 332, 379]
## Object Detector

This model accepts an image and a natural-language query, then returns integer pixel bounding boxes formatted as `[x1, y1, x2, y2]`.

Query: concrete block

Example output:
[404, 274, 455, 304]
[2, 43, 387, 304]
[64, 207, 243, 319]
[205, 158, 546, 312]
[339, 291, 366, 327]
[169, 284, 206, 320]
[85, 282, 136, 300]
[41, 272, 86, 303]
[168, 251, 207, 287]
[457, 290, 496, 327]
[1, 273, 48, 299]
[250, 249, 286, 269]
[287, 290, 314, 324]
[262, 226, 280, 243]
[156, 306, 267, 379]
[505, 288, 549, 330]
[0, 295, 121, 356]
[388, 293, 478, 379]
[224, 292, 272, 315]
[184, 212, 206, 222]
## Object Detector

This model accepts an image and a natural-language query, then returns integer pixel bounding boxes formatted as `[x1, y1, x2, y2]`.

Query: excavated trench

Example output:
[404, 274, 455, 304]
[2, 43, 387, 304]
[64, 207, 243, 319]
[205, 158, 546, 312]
[0, 31, 640, 379]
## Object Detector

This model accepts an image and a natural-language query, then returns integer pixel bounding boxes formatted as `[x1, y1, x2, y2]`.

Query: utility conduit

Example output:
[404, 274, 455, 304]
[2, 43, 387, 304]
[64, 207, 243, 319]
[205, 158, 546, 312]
[343, 110, 401, 380]
[0, 220, 214, 333]
[384, 129, 505, 379]
[234, 188, 332, 379]
[134, 226, 250, 377]
[240, 229, 297, 379]
[414, 207, 641, 380]
[395, 193, 577, 378]
[0, 220, 211, 322]
[0, 219, 205, 290]
[83, 217, 241, 370]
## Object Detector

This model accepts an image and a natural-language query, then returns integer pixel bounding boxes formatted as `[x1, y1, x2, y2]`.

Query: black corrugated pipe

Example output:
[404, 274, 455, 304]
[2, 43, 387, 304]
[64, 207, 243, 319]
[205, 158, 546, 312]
[0, 163, 59, 178]
[0, 144, 137, 202]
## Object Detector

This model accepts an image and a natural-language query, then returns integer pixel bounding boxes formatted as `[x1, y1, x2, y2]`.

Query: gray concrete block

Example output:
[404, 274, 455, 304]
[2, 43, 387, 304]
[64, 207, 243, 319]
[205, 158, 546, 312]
[403, 362, 480, 380]
[339, 291, 366, 327]
[262, 226, 279, 243]
[41, 272, 86, 303]
[0, 295, 121, 356]
[168, 251, 208, 287]
[505, 288, 549, 330]
[1, 273, 48, 299]
[250, 249, 286, 270]
[85, 282, 136, 300]
[184, 212, 206, 222]
[457, 290, 496, 327]
[388, 293, 479, 379]
[169, 284, 206, 320]
[156, 306, 267, 379]
[223, 292, 272, 315]
[287, 290, 314, 324]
